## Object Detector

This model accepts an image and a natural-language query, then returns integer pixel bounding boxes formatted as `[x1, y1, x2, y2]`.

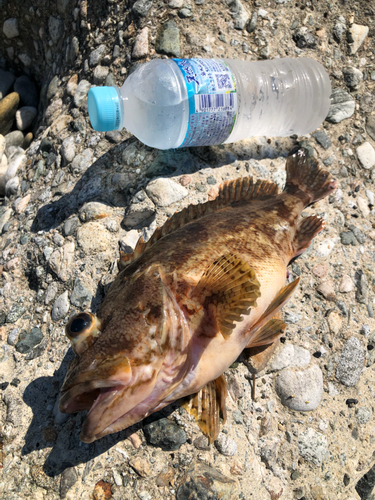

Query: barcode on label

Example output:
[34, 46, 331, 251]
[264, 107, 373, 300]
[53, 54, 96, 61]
[195, 93, 236, 113]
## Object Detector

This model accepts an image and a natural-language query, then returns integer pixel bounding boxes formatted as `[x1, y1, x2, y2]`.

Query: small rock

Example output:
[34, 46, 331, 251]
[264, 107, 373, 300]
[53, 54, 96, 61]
[298, 428, 327, 466]
[146, 178, 188, 207]
[0, 69, 16, 99]
[0, 92, 20, 136]
[15, 106, 37, 131]
[312, 131, 331, 150]
[156, 20, 180, 57]
[284, 311, 302, 324]
[123, 195, 156, 228]
[132, 0, 153, 16]
[315, 237, 338, 257]
[312, 263, 329, 278]
[70, 278, 92, 308]
[227, 0, 249, 30]
[13, 194, 30, 214]
[177, 463, 236, 500]
[71, 149, 93, 174]
[340, 230, 357, 246]
[143, 417, 187, 450]
[333, 17, 346, 41]
[3, 18, 19, 38]
[15, 327, 43, 354]
[178, 7, 192, 18]
[132, 27, 149, 59]
[327, 310, 342, 334]
[268, 344, 311, 372]
[93, 66, 109, 85]
[246, 11, 258, 33]
[356, 142, 375, 170]
[51, 291, 70, 321]
[49, 241, 75, 282]
[347, 23, 369, 54]
[61, 136, 76, 165]
[66, 74, 78, 97]
[5, 176, 20, 197]
[77, 221, 115, 254]
[193, 435, 211, 450]
[275, 364, 323, 411]
[7, 328, 19, 346]
[366, 116, 375, 142]
[293, 27, 317, 48]
[74, 80, 91, 107]
[129, 456, 151, 477]
[4, 393, 23, 427]
[214, 433, 238, 456]
[342, 66, 363, 90]
[354, 269, 367, 304]
[360, 324, 370, 338]
[89, 44, 107, 66]
[60, 467, 78, 499]
[45, 282, 58, 305]
[338, 275, 353, 293]
[356, 407, 372, 425]
[326, 89, 355, 124]
[14, 76, 38, 107]
[63, 218, 79, 237]
[119, 230, 140, 253]
[336, 337, 364, 387]
[6, 304, 26, 324]
[92, 481, 112, 500]
[105, 130, 122, 143]
[356, 196, 370, 218]
[79, 201, 112, 222]
[48, 15, 64, 43]
[316, 282, 336, 301]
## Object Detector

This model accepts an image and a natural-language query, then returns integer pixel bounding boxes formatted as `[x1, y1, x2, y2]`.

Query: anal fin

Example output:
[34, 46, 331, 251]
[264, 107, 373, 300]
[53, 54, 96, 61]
[194, 254, 261, 338]
[294, 215, 325, 257]
[182, 375, 228, 444]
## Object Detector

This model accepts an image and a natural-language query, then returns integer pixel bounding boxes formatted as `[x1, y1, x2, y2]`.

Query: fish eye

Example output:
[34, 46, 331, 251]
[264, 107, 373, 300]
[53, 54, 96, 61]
[68, 313, 93, 336]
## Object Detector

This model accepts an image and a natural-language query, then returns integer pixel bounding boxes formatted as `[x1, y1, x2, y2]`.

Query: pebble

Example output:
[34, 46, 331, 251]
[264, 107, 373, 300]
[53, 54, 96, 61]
[66, 74, 78, 97]
[338, 275, 354, 293]
[47, 75, 60, 101]
[5, 176, 20, 197]
[7, 328, 20, 346]
[143, 417, 187, 450]
[169, 0, 183, 7]
[119, 230, 140, 253]
[268, 344, 311, 372]
[4, 393, 23, 427]
[193, 435, 211, 450]
[356, 142, 375, 170]
[348, 23, 369, 54]
[14, 76, 39, 107]
[146, 178, 188, 207]
[312, 263, 329, 278]
[48, 16, 64, 44]
[214, 433, 238, 456]
[336, 337, 364, 387]
[177, 463, 236, 500]
[326, 89, 355, 124]
[366, 189, 375, 206]
[45, 282, 58, 305]
[89, 44, 107, 66]
[356, 196, 370, 218]
[61, 136, 76, 165]
[71, 149, 93, 174]
[156, 20, 180, 57]
[342, 66, 363, 90]
[312, 131, 331, 150]
[15, 106, 37, 131]
[77, 221, 114, 254]
[298, 428, 327, 466]
[0, 92, 20, 136]
[79, 201, 113, 222]
[0, 69, 15, 99]
[354, 269, 367, 304]
[5, 130, 24, 149]
[6, 304, 26, 324]
[366, 116, 375, 142]
[128, 456, 151, 477]
[355, 407, 372, 425]
[49, 241, 75, 282]
[132, 27, 149, 59]
[293, 27, 317, 48]
[0, 209, 12, 233]
[93, 66, 109, 85]
[3, 18, 19, 38]
[316, 282, 336, 302]
[333, 16, 346, 41]
[63, 217, 79, 237]
[60, 467, 78, 499]
[284, 311, 302, 324]
[340, 230, 357, 246]
[74, 80, 91, 107]
[327, 310, 342, 334]
[51, 291, 70, 321]
[70, 278, 92, 308]
[15, 327, 43, 354]
[315, 237, 338, 257]
[275, 364, 323, 411]
[227, 0, 249, 30]
[132, 0, 153, 16]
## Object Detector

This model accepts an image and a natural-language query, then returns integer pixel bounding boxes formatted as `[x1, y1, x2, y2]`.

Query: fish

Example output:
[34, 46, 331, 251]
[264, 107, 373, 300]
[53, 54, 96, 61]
[59, 148, 337, 444]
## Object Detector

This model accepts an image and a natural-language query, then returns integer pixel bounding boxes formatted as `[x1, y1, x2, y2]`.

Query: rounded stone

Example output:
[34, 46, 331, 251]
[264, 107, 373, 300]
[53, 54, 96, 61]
[0, 69, 16, 99]
[214, 433, 238, 456]
[3, 18, 19, 39]
[268, 344, 311, 372]
[0, 92, 20, 136]
[275, 364, 323, 411]
[15, 106, 37, 131]
[336, 337, 365, 387]
[77, 221, 115, 254]
[61, 136, 76, 164]
[356, 142, 375, 170]
[51, 291, 70, 321]
[14, 76, 39, 107]
[146, 178, 188, 207]
[143, 417, 187, 451]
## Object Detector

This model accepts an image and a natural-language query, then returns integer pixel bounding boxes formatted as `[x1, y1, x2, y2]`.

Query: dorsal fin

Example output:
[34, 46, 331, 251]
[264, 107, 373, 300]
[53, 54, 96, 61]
[119, 177, 279, 268]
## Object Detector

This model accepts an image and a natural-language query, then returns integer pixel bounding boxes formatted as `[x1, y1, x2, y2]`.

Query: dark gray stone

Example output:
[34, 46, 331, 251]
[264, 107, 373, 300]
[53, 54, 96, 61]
[48, 16, 64, 44]
[333, 17, 346, 41]
[6, 304, 26, 323]
[340, 231, 357, 246]
[156, 21, 180, 57]
[326, 89, 355, 124]
[342, 66, 363, 90]
[227, 0, 249, 30]
[312, 131, 332, 149]
[246, 11, 258, 33]
[132, 0, 153, 17]
[336, 337, 364, 387]
[60, 466, 78, 499]
[13, 76, 39, 107]
[356, 463, 375, 499]
[143, 417, 187, 450]
[355, 269, 367, 304]
[0, 69, 16, 99]
[293, 27, 317, 49]
[15, 327, 43, 354]
[348, 225, 366, 244]
[70, 278, 92, 308]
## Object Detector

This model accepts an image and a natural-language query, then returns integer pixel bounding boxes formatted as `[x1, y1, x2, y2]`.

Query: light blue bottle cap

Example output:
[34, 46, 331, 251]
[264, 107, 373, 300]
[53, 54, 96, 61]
[87, 86, 120, 132]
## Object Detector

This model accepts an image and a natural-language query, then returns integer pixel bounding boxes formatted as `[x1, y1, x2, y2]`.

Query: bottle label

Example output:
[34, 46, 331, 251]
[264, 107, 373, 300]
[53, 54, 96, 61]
[173, 58, 237, 148]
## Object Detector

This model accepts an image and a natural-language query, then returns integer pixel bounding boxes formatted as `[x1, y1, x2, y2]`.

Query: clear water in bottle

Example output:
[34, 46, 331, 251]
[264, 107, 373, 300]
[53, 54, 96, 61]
[87, 57, 331, 150]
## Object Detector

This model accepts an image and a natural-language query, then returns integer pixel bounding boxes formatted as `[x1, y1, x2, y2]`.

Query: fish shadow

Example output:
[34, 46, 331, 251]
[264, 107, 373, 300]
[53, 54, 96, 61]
[22, 348, 178, 477]
[31, 136, 293, 234]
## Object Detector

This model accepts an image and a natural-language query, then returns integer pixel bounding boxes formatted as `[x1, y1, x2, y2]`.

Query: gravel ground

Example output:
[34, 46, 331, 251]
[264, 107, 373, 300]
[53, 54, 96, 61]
[0, 0, 375, 499]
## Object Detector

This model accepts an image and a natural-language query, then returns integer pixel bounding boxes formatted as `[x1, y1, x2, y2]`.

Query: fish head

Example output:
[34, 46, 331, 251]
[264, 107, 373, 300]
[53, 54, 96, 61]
[59, 264, 191, 443]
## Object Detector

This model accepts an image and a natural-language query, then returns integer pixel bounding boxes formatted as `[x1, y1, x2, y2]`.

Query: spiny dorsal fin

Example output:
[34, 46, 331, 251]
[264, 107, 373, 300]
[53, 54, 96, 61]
[119, 177, 279, 267]
[195, 254, 261, 338]
[182, 374, 228, 444]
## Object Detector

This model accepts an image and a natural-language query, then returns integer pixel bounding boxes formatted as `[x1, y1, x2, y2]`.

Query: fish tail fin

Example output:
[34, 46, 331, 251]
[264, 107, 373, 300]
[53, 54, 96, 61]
[284, 147, 337, 204]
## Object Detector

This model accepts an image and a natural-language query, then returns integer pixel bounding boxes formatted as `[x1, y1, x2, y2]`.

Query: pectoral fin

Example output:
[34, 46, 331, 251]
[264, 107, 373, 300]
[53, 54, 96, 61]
[182, 375, 228, 444]
[195, 254, 261, 338]
[294, 215, 325, 257]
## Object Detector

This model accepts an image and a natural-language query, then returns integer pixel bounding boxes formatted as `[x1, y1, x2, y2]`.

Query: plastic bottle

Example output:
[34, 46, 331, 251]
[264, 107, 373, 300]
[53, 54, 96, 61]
[87, 57, 331, 150]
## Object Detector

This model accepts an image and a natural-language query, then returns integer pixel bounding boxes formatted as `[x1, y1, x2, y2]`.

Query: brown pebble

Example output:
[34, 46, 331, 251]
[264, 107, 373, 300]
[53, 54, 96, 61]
[128, 456, 151, 477]
[180, 175, 191, 186]
[230, 462, 244, 476]
[13, 194, 31, 214]
[92, 480, 112, 500]
[208, 186, 219, 201]
[156, 468, 175, 487]
[127, 431, 142, 449]
[312, 262, 329, 278]
[316, 281, 336, 301]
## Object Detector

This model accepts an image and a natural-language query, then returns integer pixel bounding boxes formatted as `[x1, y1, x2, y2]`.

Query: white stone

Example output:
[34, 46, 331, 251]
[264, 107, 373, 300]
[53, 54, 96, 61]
[5, 153, 27, 182]
[366, 189, 375, 206]
[61, 136, 76, 164]
[15, 106, 37, 131]
[338, 275, 354, 293]
[356, 142, 375, 169]
[357, 196, 370, 217]
[275, 364, 323, 411]
[3, 18, 19, 39]
[132, 27, 149, 59]
[298, 428, 328, 465]
[348, 23, 369, 54]
[51, 291, 70, 321]
[93, 65, 109, 85]
[268, 344, 311, 372]
[119, 230, 140, 253]
[146, 178, 188, 207]
[168, 0, 183, 7]
[315, 237, 338, 257]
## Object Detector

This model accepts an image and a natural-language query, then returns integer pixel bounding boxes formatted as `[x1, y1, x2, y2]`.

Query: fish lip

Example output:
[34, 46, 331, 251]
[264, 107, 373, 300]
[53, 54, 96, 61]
[59, 380, 125, 414]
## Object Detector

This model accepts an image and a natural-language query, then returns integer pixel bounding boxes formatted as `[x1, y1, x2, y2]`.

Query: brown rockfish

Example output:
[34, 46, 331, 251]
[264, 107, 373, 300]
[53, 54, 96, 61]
[59, 148, 337, 443]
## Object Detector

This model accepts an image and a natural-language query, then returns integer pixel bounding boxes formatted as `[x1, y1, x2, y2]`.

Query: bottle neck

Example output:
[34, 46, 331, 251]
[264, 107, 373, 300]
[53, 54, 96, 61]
[113, 84, 128, 131]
